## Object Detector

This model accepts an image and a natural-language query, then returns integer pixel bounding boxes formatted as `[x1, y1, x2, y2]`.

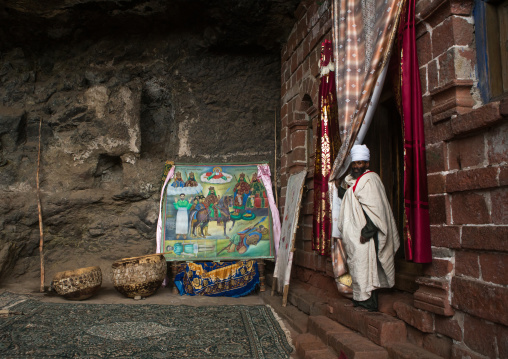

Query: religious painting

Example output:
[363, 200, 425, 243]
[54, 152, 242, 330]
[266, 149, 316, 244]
[157, 163, 276, 261]
[273, 170, 307, 306]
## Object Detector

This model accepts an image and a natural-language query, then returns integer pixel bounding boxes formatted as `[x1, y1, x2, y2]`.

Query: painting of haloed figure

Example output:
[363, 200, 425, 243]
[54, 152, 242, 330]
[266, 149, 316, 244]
[161, 164, 276, 261]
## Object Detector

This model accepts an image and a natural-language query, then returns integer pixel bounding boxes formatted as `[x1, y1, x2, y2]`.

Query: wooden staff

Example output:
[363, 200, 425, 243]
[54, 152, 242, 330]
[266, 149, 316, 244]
[37, 116, 45, 292]
[272, 109, 278, 296]
[274, 109, 278, 207]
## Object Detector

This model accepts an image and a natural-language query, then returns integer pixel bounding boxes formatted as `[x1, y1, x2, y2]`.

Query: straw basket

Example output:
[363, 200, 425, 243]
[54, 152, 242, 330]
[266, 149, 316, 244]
[52, 266, 102, 300]
[111, 254, 167, 298]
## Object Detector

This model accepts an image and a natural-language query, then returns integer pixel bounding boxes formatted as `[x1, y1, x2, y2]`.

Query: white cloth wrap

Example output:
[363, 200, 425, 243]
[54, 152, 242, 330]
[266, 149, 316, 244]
[330, 182, 342, 238]
[338, 172, 399, 301]
[350, 144, 370, 162]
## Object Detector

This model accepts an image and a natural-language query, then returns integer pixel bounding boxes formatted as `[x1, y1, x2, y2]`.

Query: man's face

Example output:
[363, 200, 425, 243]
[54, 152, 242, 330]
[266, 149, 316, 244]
[180, 194, 185, 200]
[351, 161, 369, 179]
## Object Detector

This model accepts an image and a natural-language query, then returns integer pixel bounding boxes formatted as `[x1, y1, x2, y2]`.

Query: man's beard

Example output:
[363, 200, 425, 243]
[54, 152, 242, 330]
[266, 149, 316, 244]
[351, 167, 366, 179]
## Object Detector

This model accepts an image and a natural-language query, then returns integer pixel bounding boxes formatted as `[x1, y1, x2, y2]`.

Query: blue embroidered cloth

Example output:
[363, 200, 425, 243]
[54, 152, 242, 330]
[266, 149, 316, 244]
[174, 260, 259, 297]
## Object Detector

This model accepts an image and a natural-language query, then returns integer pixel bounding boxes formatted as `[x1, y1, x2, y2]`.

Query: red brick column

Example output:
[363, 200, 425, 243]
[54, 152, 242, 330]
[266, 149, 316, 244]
[415, 1, 508, 357]
[279, 0, 338, 297]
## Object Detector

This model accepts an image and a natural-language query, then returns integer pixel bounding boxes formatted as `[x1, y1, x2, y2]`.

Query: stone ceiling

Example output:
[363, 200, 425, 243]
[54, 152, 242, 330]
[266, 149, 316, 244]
[0, 0, 301, 53]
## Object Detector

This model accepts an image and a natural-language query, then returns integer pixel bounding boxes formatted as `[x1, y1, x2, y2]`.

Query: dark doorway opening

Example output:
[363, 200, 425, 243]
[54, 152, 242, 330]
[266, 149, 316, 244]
[363, 91, 423, 293]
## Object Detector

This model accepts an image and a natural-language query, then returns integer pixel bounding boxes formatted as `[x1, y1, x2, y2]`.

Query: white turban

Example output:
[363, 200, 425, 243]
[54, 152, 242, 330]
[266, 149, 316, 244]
[351, 144, 370, 162]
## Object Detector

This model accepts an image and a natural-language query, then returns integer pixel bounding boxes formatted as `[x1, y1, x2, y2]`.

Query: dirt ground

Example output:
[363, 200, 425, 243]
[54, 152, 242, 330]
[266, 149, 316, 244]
[0, 275, 264, 307]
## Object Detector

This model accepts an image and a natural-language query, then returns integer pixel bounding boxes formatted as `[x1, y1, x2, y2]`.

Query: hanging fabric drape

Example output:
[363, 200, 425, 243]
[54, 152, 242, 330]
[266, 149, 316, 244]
[313, 40, 341, 256]
[329, 0, 405, 180]
[328, 0, 405, 297]
[397, 0, 432, 263]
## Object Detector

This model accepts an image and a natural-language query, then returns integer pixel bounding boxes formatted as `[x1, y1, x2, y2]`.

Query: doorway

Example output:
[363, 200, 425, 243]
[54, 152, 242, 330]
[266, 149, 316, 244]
[363, 90, 423, 293]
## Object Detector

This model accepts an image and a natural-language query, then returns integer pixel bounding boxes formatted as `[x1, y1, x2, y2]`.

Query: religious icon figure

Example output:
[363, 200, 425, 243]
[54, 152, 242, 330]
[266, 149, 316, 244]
[173, 193, 192, 239]
[206, 167, 227, 181]
[189, 195, 210, 237]
[185, 172, 198, 187]
[171, 172, 185, 188]
[219, 223, 269, 255]
[205, 186, 221, 222]
[248, 172, 268, 208]
[233, 173, 251, 215]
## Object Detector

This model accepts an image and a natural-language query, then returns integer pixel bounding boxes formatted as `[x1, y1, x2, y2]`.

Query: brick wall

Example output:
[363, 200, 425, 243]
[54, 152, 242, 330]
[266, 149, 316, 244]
[416, 0, 507, 357]
[280, 0, 507, 358]
[280, 0, 336, 296]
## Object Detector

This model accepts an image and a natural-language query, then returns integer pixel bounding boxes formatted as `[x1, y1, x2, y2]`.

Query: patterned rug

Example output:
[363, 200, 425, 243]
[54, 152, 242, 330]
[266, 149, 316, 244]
[0, 292, 293, 358]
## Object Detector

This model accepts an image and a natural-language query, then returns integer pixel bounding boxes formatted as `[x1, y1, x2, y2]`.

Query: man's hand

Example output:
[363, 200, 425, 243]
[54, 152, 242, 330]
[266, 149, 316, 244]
[360, 236, 369, 244]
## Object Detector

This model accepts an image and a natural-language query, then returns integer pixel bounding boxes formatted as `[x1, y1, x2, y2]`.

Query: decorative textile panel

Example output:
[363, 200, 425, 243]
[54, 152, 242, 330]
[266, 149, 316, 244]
[330, 0, 404, 180]
[174, 260, 259, 297]
[398, 0, 432, 263]
[313, 40, 341, 256]
[156, 163, 280, 262]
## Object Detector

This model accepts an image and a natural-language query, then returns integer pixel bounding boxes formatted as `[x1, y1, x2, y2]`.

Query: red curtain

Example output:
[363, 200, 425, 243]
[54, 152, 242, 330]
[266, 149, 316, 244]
[313, 40, 340, 256]
[398, 0, 432, 263]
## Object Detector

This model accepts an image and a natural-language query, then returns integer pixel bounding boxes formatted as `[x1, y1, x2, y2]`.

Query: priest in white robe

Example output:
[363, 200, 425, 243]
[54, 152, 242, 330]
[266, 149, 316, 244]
[336, 144, 400, 311]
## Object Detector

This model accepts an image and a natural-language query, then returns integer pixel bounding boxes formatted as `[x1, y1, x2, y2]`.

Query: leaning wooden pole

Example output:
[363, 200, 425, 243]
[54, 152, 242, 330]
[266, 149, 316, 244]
[37, 116, 45, 292]
[274, 109, 278, 207]
[272, 109, 278, 296]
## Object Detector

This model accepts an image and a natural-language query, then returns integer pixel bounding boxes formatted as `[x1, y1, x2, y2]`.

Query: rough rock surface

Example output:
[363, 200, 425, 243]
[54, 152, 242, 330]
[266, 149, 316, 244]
[0, 0, 299, 286]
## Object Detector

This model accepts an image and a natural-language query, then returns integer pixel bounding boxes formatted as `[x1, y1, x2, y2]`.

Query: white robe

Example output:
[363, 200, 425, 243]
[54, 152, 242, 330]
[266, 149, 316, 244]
[175, 207, 189, 235]
[337, 172, 399, 301]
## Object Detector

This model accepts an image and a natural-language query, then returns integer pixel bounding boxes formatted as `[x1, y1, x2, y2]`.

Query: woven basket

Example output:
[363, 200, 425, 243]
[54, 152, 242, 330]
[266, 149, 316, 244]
[111, 254, 167, 298]
[52, 266, 102, 300]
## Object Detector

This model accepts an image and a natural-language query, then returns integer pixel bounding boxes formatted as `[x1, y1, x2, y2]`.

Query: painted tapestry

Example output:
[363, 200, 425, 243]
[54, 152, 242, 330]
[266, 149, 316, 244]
[273, 170, 307, 305]
[159, 164, 275, 261]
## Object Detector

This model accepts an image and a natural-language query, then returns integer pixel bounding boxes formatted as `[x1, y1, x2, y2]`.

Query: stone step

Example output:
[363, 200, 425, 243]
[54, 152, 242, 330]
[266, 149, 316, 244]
[386, 342, 444, 359]
[294, 333, 336, 359]
[260, 289, 309, 334]
[304, 347, 338, 359]
[287, 285, 328, 316]
[308, 315, 353, 344]
[265, 281, 442, 359]
[327, 296, 407, 346]
[306, 316, 389, 359]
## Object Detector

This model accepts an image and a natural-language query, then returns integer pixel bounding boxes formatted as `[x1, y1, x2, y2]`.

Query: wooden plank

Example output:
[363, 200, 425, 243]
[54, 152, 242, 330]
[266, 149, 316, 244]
[498, 2, 508, 94]
[282, 284, 290, 307]
[273, 170, 307, 306]
[486, 2, 503, 97]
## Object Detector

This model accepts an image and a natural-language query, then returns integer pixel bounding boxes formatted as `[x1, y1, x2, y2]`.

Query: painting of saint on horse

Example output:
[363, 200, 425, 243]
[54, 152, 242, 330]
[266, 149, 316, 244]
[160, 163, 275, 261]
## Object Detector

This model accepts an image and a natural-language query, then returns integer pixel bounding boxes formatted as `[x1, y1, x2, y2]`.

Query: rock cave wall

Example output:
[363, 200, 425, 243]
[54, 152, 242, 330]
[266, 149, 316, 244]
[0, 1, 298, 284]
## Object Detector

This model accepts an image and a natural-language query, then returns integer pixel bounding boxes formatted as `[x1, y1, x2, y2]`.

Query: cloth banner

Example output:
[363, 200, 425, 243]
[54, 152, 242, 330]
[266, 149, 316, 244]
[156, 162, 175, 254]
[313, 40, 341, 256]
[329, 0, 404, 180]
[397, 0, 432, 263]
[174, 260, 259, 297]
